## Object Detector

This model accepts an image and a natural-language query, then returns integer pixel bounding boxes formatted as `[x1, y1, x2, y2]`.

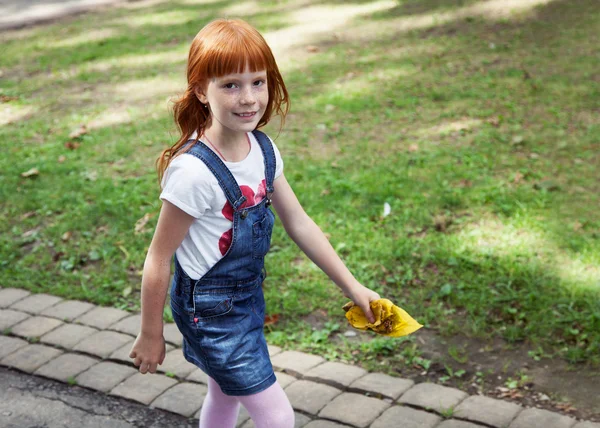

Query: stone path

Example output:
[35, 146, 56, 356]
[1, 287, 598, 428]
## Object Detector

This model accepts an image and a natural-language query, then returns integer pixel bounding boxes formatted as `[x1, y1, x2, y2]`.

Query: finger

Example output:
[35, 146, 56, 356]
[129, 350, 136, 359]
[133, 357, 142, 367]
[139, 363, 148, 374]
[159, 349, 165, 365]
[148, 362, 158, 374]
[362, 305, 375, 323]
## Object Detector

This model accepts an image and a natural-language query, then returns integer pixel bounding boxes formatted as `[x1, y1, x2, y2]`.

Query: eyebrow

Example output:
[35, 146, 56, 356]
[216, 72, 267, 82]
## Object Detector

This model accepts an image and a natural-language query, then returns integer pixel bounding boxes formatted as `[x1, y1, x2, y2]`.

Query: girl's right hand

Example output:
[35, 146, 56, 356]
[129, 332, 166, 374]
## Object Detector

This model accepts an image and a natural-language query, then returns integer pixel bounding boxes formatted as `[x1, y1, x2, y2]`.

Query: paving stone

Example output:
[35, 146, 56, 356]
[318, 392, 390, 428]
[74, 306, 130, 329]
[268, 344, 282, 356]
[509, 408, 577, 428]
[35, 353, 99, 382]
[40, 299, 95, 321]
[285, 380, 341, 415]
[108, 314, 141, 336]
[10, 293, 63, 314]
[0, 344, 63, 373]
[163, 322, 183, 347]
[276, 371, 297, 389]
[574, 423, 600, 428]
[10, 316, 63, 338]
[109, 340, 135, 363]
[303, 421, 347, 428]
[0, 335, 29, 359]
[454, 395, 522, 427]
[151, 382, 207, 417]
[240, 415, 316, 428]
[305, 361, 367, 388]
[158, 349, 197, 378]
[40, 323, 98, 349]
[186, 368, 209, 384]
[0, 288, 31, 308]
[110, 372, 178, 405]
[399, 383, 468, 414]
[236, 406, 251, 427]
[437, 420, 486, 428]
[271, 350, 325, 376]
[76, 361, 137, 392]
[371, 405, 442, 428]
[73, 330, 133, 358]
[0, 309, 30, 330]
[349, 372, 414, 400]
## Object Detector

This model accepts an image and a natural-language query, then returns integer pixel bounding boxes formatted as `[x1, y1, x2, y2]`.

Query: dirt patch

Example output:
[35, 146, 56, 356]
[301, 310, 600, 422]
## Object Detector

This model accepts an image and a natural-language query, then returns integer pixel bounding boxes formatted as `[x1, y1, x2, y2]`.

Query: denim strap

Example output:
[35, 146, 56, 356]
[185, 140, 247, 210]
[252, 130, 276, 194]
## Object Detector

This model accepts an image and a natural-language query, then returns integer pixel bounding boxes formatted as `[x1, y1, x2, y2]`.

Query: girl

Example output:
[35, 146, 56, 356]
[129, 18, 380, 428]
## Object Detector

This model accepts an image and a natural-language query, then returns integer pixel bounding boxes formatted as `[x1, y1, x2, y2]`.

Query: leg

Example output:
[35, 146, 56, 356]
[199, 377, 240, 428]
[237, 382, 294, 428]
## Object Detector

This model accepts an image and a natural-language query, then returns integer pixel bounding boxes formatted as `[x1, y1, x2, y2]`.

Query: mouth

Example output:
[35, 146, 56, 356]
[235, 112, 257, 118]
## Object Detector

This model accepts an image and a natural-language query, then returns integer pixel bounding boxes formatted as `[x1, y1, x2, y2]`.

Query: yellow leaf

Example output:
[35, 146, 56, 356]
[343, 299, 423, 337]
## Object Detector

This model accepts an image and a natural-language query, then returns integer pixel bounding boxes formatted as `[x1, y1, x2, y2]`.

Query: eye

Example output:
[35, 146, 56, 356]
[253, 79, 266, 87]
[223, 83, 238, 89]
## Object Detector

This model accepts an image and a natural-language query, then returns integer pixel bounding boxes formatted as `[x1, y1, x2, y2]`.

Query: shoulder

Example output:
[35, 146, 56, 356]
[162, 152, 218, 188]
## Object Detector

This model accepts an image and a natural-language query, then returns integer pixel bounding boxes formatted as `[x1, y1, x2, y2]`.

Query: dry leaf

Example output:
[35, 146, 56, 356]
[264, 314, 280, 326]
[408, 144, 419, 152]
[513, 172, 524, 184]
[134, 213, 152, 234]
[573, 221, 583, 231]
[65, 141, 80, 150]
[58, 155, 66, 163]
[306, 45, 319, 53]
[21, 168, 39, 178]
[69, 125, 88, 139]
[343, 299, 423, 337]
[20, 211, 36, 220]
[320, 189, 331, 196]
[61, 231, 72, 241]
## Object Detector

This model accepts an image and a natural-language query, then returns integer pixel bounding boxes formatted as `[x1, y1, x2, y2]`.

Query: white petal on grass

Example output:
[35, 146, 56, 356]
[383, 202, 392, 218]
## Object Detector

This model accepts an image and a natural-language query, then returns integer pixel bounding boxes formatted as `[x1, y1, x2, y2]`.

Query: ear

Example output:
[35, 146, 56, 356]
[194, 86, 208, 104]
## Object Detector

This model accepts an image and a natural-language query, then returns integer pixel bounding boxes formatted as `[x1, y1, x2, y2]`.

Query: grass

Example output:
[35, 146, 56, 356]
[1, 0, 599, 372]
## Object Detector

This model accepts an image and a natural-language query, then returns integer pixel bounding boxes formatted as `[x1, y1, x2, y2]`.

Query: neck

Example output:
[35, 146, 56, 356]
[202, 126, 251, 162]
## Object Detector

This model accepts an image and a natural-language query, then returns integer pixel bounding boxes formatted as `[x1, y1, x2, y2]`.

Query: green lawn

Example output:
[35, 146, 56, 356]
[1, 0, 598, 376]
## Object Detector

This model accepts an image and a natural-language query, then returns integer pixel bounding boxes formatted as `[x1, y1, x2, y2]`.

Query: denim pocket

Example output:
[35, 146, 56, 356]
[194, 293, 234, 320]
[252, 210, 274, 259]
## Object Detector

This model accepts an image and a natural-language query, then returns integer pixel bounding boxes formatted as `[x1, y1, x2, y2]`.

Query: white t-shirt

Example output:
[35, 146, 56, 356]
[160, 132, 283, 279]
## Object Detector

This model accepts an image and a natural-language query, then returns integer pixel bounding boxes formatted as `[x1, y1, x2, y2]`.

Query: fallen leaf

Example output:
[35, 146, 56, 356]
[408, 144, 419, 152]
[69, 125, 88, 139]
[134, 213, 153, 234]
[343, 299, 423, 337]
[21, 168, 39, 178]
[513, 172, 524, 184]
[320, 189, 331, 196]
[65, 141, 81, 150]
[573, 221, 583, 231]
[122, 286, 132, 298]
[264, 314, 280, 326]
[57, 155, 66, 163]
[306, 45, 319, 53]
[382, 202, 391, 218]
[61, 231, 72, 241]
[20, 211, 36, 220]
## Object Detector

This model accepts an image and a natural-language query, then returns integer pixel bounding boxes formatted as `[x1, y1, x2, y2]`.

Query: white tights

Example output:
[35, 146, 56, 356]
[199, 377, 294, 428]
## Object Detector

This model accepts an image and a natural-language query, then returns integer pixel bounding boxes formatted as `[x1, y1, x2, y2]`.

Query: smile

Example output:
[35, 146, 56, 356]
[235, 112, 256, 117]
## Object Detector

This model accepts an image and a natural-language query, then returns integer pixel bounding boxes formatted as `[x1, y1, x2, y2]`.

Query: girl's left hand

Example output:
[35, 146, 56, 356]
[344, 283, 381, 323]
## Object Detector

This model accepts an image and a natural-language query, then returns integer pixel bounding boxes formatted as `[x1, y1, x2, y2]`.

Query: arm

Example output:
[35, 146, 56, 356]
[271, 174, 380, 322]
[129, 200, 195, 374]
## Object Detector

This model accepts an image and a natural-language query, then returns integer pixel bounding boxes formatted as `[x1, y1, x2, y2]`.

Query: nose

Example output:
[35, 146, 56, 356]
[240, 86, 256, 105]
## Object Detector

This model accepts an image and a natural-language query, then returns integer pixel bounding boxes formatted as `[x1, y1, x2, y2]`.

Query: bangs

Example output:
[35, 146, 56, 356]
[197, 21, 274, 79]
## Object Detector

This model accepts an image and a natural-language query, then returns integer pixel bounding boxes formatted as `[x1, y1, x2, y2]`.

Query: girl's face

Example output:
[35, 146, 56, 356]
[199, 66, 268, 138]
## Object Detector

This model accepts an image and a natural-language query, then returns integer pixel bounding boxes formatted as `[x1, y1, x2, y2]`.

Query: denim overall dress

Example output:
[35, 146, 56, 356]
[169, 130, 277, 396]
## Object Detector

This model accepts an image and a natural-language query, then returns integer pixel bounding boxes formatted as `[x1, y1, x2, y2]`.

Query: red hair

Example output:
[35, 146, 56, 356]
[157, 19, 290, 183]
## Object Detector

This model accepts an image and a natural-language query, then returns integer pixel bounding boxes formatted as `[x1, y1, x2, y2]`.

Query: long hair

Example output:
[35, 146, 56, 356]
[157, 19, 290, 183]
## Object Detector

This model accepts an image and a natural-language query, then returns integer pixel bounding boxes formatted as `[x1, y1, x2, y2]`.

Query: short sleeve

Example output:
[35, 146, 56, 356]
[159, 154, 216, 218]
[271, 139, 284, 179]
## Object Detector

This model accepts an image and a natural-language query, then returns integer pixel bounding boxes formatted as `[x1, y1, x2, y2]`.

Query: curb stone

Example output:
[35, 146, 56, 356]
[0, 290, 598, 427]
